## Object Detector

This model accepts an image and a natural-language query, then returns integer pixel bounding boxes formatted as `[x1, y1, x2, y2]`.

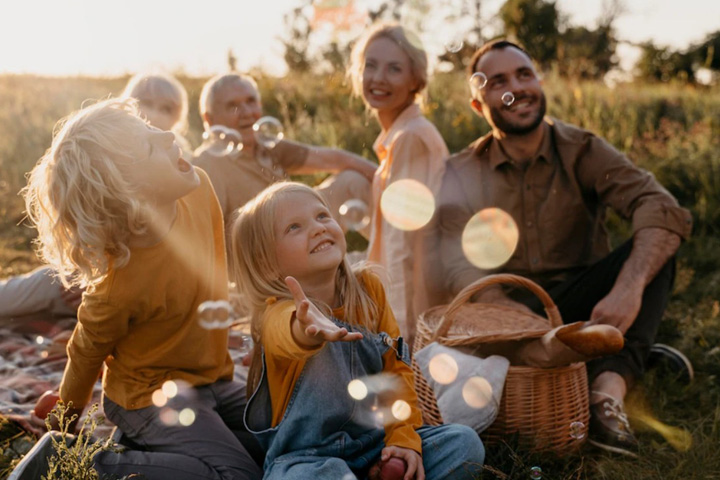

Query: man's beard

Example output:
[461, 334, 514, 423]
[489, 92, 547, 136]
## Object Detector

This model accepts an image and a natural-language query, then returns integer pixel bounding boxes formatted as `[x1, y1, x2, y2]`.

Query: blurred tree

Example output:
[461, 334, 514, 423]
[281, 2, 314, 73]
[635, 42, 695, 83]
[227, 49, 237, 72]
[368, 0, 403, 23]
[437, 0, 486, 71]
[556, 0, 622, 79]
[499, 0, 560, 69]
[694, 30, 720, 71]
[557, 25, 616, 79]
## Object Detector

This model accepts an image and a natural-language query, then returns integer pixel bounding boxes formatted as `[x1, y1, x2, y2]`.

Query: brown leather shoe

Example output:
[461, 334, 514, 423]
[588, 392, 639, 457]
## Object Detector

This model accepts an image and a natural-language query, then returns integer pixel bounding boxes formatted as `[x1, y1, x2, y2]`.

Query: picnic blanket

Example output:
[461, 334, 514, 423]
[0, 314, 251, 440]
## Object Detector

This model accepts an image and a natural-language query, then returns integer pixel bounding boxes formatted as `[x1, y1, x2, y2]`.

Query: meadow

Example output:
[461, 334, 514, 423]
[0, 71, 719, 479]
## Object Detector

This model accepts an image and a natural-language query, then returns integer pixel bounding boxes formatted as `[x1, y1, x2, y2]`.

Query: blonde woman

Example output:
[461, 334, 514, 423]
[348, 23, 449, 347]
[121, 72, 193, 155]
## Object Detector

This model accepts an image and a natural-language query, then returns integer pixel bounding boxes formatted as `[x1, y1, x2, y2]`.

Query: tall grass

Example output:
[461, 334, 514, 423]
[1, 72, 718, 479]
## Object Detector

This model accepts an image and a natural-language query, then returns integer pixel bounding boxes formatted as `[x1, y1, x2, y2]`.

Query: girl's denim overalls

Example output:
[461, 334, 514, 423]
[245, 319, 485, 479]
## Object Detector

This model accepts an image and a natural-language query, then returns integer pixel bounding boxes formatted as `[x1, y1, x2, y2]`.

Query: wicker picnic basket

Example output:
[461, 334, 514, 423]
[411, 274, 590, 454]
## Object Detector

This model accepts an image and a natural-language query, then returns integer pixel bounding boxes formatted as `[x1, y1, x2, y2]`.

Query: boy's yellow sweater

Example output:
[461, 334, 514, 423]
[60, 169, 233, 411]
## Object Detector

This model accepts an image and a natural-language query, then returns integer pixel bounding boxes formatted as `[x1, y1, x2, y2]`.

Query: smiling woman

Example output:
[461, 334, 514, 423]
[347, 22, 450, 347]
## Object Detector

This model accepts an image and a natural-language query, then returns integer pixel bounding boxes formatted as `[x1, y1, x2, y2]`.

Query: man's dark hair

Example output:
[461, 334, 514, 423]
[467, 39, 532, 77]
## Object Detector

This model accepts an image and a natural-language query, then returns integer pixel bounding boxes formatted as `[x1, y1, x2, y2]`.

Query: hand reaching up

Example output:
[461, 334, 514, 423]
[285, 276, 363, 347]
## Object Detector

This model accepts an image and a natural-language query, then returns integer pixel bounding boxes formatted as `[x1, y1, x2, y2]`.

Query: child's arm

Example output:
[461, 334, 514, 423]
[285, 276, 363, 347]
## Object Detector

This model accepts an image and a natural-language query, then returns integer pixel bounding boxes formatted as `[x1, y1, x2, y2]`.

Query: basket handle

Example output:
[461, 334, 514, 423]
[432, 273, 562, 341]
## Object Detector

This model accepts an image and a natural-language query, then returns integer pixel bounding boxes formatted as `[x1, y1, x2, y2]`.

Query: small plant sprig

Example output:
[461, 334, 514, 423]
[41, 402, 121, 480]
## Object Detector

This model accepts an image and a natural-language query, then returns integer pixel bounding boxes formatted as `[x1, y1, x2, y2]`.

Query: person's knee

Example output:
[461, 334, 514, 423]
[448, 424, 485, 464]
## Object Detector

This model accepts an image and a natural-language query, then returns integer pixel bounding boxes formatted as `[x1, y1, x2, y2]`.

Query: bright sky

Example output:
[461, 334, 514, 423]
[1, 0, 718, 77]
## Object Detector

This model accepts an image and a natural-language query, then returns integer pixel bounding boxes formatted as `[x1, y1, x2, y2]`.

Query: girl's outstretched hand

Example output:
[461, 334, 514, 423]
[285, 276, 363, 347]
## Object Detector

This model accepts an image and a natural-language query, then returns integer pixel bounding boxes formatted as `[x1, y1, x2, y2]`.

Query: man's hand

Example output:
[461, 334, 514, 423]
[285, 276, 363, 347]
[588, 283, 643, 334]
[589, 227, 680, 334]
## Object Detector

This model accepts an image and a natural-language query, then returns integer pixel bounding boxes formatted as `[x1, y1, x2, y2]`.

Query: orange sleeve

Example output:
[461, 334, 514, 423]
[361, 272, 423, 454]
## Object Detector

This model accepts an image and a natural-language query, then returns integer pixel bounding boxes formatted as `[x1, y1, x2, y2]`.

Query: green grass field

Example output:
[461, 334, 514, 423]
[1, 72, 718, 479]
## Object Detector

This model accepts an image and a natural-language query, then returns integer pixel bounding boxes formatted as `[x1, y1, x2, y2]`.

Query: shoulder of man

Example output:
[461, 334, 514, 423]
[444, 130, 493, 171]
[547, 117, 599, 151]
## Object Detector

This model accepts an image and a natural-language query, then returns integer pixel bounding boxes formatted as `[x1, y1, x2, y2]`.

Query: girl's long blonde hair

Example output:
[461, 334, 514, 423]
[23, 99, 150, 289]
[230, 182, 378, 393]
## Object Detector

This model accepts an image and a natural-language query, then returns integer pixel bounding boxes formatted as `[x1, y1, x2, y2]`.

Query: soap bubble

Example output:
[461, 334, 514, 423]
[428, 353, 458, 385]
[529, 466, 542, 479]
[391, 400, 412, 421]
[339, 199, 370, 232]
[380, 179, 435, 231]
[461, 208, 519, 269]
[253, 116, 284, 149]
[348, 379, 368, 400]
[502, 92, 515, 106]
[178, 408, 196, 426]
[159, 407, 179, 426]
[469, 72, 488, 93]
[445, 39, 464, 53]
[197, 300, 235, 329]
[462, 376, 494, 409]
[569, 421, 586, 440]
[162, 380, 179, 399]
[202, 125, 243, 156]
[151, 389, 168, 407]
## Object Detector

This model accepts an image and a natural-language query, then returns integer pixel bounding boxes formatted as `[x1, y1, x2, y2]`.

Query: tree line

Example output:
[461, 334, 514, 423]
[272, 0, 719, 84]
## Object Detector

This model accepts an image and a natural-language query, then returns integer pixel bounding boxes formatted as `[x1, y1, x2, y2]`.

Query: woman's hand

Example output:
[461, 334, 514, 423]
[285, 276, 363, 347]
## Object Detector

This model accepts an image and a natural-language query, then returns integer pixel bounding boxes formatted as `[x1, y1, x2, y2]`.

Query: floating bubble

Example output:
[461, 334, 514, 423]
[428, 353, 458, 385]
[461, 208, 519, 269]
[445, 39, 464, 53]
[197, 300, 235, 329]
[253, 116, 284, 149]
[462, 377, 493, 409]
[339, 199, 370, 232]
[529, 466, 542, 479]
[348, 379, 368, 400]
[380, 179, 435, 231]
[202, 125, 243, 156]
[162, 380, 178, 399]
[502, 91, 515, 106]
[159, 407, 179, 426]
[178, 408, 196, 426]
[469, 72, 488, 92]
[151, 389, 168, 407]
[391, 400, 412, 421]
[229, 329, 254, 357]
[569, 421, 586, 440]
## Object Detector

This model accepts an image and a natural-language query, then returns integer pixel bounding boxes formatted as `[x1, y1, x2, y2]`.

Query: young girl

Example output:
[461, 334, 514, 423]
[230, 182, 484, 480]
[15, 99, 261, 480]
[121, 72, 193, 155]
[348, 23, 450, 348]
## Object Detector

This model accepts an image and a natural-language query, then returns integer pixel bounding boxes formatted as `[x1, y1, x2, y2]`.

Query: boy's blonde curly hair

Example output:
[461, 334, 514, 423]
[23, 98, 150, 290]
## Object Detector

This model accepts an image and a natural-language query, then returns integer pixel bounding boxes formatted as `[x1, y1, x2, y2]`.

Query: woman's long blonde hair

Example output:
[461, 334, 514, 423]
[347, 22, 428, 109]
[230, 182, 378, 393]
[22, 99, 150, 289]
